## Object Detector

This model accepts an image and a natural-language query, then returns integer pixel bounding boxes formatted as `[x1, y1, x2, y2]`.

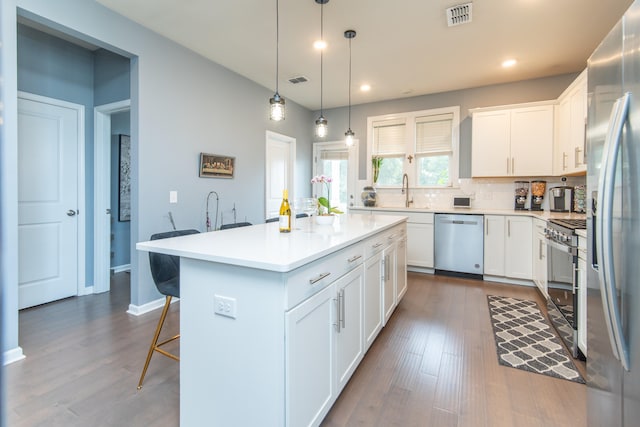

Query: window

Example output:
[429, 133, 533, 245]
[368, 106, 459, 187]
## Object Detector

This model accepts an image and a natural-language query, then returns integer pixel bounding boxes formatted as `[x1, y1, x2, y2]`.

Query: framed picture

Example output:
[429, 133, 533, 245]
[199, 153, 235, 178]
[118, 134, 131, 222]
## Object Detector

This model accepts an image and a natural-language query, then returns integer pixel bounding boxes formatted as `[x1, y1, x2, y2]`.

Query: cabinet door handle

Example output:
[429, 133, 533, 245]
[340, 289, 346, 329]
[575, 146, 582, 167]
[506, 157, 510, 174]
[372, 242, 383, 249]
[539, 239, 543, 260]
[511, 157, 515, 174]
[334, 297, 341, 333]
[485, 218, 489, 235]
[507, 220, 511, 237]
[563, 152, 568, 170]
[309, 272, 331, 285]
[347, 254, 362, 263]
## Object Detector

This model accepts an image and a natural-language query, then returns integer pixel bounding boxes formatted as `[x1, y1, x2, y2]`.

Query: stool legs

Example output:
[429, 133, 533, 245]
[137, 296, 180, 390]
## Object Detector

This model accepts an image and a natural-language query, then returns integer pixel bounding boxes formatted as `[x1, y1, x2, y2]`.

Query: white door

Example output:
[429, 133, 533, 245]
[18, 95, 82, 309]
[313, 140, 358, 212]
[265, 131, 295, 220]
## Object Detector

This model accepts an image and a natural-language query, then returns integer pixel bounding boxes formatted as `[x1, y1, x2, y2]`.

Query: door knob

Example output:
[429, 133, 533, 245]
[67, 210, 77, 217]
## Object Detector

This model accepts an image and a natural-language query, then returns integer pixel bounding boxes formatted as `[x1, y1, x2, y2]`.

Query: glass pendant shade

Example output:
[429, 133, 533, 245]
[345, 128, 355, 146]
[315, 115, 328, 138]
[270, 93, 285, 121]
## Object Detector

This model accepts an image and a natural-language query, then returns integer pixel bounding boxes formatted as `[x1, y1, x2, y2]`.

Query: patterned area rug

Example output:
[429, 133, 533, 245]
[487, 295, 585, 384]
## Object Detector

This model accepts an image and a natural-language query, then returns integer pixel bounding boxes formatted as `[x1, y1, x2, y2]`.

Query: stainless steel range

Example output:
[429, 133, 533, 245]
[544, 218, 586, 358]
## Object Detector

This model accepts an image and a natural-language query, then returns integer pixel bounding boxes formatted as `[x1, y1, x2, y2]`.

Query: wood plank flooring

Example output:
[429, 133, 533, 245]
[5, 272, 586, 426]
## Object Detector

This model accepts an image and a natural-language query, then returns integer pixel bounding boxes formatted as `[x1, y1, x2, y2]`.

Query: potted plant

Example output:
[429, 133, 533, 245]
[371, 156, 383, 184]
[311, 175, 343, 224]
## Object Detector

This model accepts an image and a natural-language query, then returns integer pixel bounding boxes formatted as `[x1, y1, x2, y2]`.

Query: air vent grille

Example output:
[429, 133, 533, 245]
[288, 76, 309, 84]
[446, 3, 472, 27]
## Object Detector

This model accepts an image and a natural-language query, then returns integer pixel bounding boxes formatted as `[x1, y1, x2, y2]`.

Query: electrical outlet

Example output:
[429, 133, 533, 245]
[214, 295, 237, 319]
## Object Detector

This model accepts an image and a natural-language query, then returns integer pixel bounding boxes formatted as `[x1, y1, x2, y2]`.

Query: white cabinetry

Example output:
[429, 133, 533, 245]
[472, 103, 554, 177]
[396, 237, 408, 301]
[382, 243, 397, 325]
[484, 215, 533, 281]
[364, 251, 383, 351]
[577, 235, 587, 356]
[406, 214, 434, 270]
[532, 218, 548, 297]
[554, 70, 587, 175]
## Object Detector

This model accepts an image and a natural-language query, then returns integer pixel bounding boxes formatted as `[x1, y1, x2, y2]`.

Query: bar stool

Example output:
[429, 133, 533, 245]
[137, 229, 199, 390]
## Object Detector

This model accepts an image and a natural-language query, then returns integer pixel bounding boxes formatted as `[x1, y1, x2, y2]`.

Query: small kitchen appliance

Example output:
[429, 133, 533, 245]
[530, 180, 546, 211]
[573, 185, 586, 213]
[549, 177, 572, 212]
[514, 181, 529, 210]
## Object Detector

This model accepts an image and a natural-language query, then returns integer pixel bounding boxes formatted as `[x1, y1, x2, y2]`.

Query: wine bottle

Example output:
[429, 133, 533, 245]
[279, 189, 291, 233]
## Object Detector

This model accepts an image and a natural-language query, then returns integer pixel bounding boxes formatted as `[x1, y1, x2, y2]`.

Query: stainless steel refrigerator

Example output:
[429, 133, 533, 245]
[587, 0, 640, 425]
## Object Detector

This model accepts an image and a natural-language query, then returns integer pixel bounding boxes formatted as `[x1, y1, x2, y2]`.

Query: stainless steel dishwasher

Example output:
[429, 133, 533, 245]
[434, 213, 484, 278]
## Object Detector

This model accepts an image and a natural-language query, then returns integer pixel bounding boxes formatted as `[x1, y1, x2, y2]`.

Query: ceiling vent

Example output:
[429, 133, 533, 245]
[446, 3, 472, 27]
[288, 76, 309, 84]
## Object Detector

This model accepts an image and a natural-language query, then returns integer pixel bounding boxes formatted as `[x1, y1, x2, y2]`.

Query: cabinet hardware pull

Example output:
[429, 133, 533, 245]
[563, 152, 568, 170]
[508, 220, 511, 237]
[347, 255, 362, 263]
[334, 297, 341, 333]
[309, 272, 331, 285]
[506, 157, 510, 174]
[539, 239, 543, 260]
[388, 234, 396, 240]
[511, 157, 515, 174]
[372, 242, 383, 249]
[340, 289, 346, 328]
[575, 146, 582, 167]
[485, 218, 489, 235]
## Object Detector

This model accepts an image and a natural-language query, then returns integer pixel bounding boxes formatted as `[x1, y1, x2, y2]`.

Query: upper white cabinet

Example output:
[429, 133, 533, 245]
[472, 102, 554, 177]
[554, 70, 587, 175]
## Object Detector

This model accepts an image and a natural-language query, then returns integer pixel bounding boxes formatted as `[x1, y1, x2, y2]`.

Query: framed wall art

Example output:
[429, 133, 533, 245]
[118, 134, 131, 221]
[199, 153, 235, 178]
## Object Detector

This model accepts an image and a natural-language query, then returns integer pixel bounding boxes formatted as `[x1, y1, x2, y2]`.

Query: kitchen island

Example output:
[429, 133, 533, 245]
[136, 213, 407, 426]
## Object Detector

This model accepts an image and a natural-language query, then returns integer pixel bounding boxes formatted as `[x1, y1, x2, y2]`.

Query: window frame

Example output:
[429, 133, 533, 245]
[367, 106, 460, 189]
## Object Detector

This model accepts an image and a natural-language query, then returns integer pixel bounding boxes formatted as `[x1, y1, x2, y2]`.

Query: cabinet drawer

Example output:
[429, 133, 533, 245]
[364, 224, 405, 259]
[285, 242, 365, 310]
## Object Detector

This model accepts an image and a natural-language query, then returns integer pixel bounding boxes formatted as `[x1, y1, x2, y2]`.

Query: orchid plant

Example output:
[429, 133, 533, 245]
[311, 175, 344, 215]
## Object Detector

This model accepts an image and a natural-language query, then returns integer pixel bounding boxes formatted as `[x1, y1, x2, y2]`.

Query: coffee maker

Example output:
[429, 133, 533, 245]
[530, 180, 546, 211]
[514, 181, 529, 210]
[549, 177, 572, 212]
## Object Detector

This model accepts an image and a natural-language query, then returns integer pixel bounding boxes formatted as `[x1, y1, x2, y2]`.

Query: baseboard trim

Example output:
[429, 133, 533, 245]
[127, 296, 179, 316]
[111, 264, 131, 274]
[3, 346, 25, 365]
[483, 275, 535, 287]
[408, 266, 435, 274]
[78, 285, 94, 296]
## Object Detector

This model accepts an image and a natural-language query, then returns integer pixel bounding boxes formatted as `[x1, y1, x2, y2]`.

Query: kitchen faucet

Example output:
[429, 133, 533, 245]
[401, 173, 413, 208]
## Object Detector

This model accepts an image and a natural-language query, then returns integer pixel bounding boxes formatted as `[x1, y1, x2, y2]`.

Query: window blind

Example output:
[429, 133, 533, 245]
[320, 150, 349, 161]
[372, 119, 406, 155]
[415, 113, 453, 154]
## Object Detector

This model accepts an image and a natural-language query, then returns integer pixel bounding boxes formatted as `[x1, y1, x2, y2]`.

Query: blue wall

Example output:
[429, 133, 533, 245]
[17, 23, 130, 285]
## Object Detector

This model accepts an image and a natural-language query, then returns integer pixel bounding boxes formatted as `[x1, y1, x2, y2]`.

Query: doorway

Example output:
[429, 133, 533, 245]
[94, 100, 131, 294]
[17, 92, 85, 309]
[312, 140, 359, 212]
[265, 131, 296, 220]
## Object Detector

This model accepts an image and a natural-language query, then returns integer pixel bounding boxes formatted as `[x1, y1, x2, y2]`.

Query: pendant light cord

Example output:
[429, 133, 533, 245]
[275, 0, 280, 94]
[320, 1, 324, 115]
[348, 36, 352, 128]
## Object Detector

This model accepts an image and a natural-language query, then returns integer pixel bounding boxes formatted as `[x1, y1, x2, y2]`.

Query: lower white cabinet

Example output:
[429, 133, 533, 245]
[363, 251, 383, 351]
[484, 215, 533, 280]
[382, 243, 397, 325]
[406, 221, 434, 269]
[285, 265, 365, 427]
[532, 218, 548, 297]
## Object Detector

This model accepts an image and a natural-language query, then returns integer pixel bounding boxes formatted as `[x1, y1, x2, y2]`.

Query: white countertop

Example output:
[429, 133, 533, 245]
[349, 206, 587, 221]
[136, 213, 406, 273]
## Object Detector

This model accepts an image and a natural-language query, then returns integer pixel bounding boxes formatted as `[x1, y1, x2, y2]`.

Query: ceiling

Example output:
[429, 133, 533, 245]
[95, 0, 633, 111]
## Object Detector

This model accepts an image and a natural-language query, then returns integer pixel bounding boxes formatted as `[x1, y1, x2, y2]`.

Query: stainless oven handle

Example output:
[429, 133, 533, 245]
[596, 92, 630, 370]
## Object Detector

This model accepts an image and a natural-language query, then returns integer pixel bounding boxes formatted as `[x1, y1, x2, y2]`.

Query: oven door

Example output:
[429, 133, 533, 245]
[546, 238, 577, 328]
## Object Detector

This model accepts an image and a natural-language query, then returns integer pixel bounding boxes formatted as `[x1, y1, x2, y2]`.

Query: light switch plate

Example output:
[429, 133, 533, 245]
[169, 191, 178, 204]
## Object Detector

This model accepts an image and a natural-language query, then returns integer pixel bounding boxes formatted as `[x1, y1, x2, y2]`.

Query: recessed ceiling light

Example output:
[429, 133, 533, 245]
[314, 40, 327, 50]
[360, 84, 371, 92]
[502, 59, 517, 68]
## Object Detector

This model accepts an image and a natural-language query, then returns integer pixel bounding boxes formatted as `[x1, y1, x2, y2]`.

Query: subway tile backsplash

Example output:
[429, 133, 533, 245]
[366, 176, 586, 211]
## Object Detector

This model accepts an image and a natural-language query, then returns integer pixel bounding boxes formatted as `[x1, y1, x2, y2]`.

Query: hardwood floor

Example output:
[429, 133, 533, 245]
[5, 272, 586, 426]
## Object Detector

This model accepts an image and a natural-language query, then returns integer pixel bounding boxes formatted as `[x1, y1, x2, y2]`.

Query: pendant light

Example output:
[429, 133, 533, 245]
[344, 29, 356, 146]
[269, 0, 285, 121]
[315, 0, 329, 138]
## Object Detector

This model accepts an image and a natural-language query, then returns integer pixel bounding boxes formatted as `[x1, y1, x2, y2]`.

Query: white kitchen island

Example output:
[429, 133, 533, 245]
[136, 213, 407, 427]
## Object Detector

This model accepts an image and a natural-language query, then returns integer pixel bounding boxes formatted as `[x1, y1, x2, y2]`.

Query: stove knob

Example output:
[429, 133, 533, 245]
[560, 233, 568, 242]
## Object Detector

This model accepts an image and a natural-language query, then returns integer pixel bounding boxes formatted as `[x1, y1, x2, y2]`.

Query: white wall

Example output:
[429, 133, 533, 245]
[2, 0, 314, 355]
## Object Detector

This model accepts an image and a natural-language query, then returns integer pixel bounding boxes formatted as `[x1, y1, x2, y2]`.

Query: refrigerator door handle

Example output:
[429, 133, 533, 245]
[596, 92, 631, 370]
